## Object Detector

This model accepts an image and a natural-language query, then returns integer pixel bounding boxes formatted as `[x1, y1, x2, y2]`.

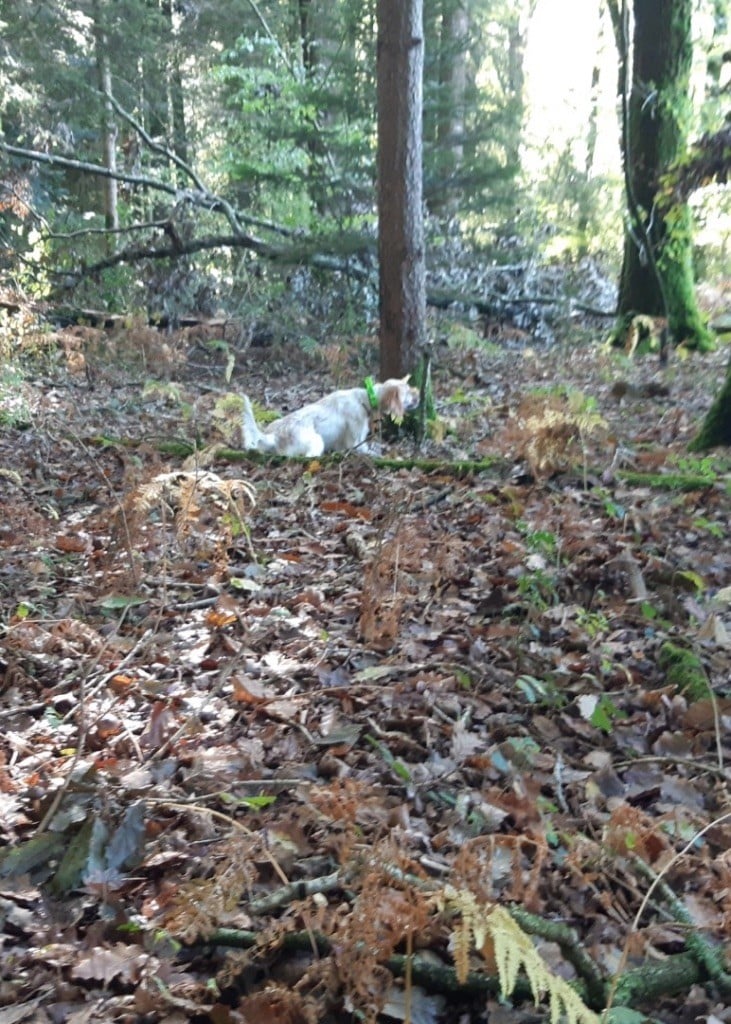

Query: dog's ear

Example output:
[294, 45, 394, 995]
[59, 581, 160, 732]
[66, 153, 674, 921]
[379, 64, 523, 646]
[379, 382, 405, 421]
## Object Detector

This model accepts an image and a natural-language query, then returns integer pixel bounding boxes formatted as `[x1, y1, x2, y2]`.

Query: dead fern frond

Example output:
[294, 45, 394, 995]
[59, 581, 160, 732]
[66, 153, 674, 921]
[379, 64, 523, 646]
[503, 391, 607, 479]
[239, 984, 320, 1024]
[333, 848, 433, 1024]
[134, 470, 256, 517]
[358, 521, 427, 648]
[130, 469, 257, 561]
[451, 833, 549, 911]
[439, 886, 600, 1024]
[159, 836, 257, 943]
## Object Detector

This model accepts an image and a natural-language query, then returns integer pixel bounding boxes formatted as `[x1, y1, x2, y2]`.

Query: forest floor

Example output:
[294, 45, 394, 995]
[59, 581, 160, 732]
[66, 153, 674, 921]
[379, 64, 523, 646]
[0, 298, 730, 1024]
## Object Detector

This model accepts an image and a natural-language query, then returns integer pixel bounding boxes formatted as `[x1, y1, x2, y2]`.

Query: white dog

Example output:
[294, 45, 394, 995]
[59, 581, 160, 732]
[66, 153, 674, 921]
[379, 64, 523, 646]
[241, 377, 420, 457]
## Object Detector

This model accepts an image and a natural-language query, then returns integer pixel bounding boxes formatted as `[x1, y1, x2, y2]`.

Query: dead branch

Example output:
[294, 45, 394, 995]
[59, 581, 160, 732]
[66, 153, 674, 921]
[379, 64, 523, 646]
[509, 906, 606, 1008]
[1, 140, 371, 284]
[1, 142, 179, 198]
[103, 91, 244, 237]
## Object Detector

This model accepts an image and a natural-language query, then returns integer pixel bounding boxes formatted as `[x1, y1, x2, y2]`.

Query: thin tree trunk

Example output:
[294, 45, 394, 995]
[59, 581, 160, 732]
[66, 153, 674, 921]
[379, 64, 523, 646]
[161, 0, 189, 186]
[505, 7, 528, 173]
[433, 0, 468, 212]
[577, 3, 606, 255]
[93, 1, 119, 233]
[377, 0, 427, 379]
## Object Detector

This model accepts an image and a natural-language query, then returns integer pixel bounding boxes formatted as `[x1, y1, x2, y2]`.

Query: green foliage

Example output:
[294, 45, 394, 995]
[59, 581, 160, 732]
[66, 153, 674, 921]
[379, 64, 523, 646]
[658, 641, 710, 702]
[214, 40, 318, 225]
[365, 733, 412, 782]
[517, 521, 560, 561]
[575, 608, 610, 638]
[667, 453, 719, 486]
[517, 567, 557, 612]
[691, 515, 724, 539]
[515, 675, 564, 708]
[0, 363, 29, 427]
[587, 694, 625, 734]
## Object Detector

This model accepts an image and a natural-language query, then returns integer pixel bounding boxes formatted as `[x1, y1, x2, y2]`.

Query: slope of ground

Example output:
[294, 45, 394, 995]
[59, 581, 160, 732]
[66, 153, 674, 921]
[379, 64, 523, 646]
[0, 312, 729, 1024]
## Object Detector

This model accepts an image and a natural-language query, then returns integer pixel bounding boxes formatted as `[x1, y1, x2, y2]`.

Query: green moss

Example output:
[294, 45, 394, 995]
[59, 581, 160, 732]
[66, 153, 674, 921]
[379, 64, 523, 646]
[658, 641, 709, 702]
[616, 471, 716, 491]
[689, 354, 731, 451]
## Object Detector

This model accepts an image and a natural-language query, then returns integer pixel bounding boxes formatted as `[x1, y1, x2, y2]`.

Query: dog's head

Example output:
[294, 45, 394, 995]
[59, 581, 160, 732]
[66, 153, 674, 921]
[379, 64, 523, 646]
[379, 377, 420, 422]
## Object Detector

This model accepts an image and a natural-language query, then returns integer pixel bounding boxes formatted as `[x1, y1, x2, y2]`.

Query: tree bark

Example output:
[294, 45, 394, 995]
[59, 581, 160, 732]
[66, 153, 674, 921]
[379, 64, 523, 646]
[377, 0, 427, 379]
[615, 0, 714, 351]
[689, 353, 731, 450]
[433, 0, 469, 212]
[505, 5, 530, 174]
[577, 3, 606, 255]
[93, 0, 119, 233]
[161, 0, 189, 183]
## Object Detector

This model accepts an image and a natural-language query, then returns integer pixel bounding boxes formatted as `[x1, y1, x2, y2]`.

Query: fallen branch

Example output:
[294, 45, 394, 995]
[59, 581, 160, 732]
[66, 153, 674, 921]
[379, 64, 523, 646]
[201, 926, 523, 1001]
[86, 434, 508, 475]
[199, 924, 708, 1009]
[1, 141, 373, 283]
[1, 142, 179, 198]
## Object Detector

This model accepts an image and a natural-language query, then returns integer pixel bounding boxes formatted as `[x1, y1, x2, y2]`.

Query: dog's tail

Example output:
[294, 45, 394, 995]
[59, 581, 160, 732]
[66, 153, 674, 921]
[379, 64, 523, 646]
[241, 395, 275, 452]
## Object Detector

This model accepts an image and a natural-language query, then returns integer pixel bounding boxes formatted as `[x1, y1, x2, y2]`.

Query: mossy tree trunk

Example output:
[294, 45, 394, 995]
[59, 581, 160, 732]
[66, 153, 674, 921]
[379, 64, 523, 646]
[614, 0, 714, 351]
[689, 353, 731, 450]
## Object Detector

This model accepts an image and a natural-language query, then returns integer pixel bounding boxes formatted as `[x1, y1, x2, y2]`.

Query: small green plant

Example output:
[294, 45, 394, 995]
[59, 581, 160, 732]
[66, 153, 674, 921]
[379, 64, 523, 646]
[0, 365, 30, 427]
[517, 567, 558, 611]
[515, 674, 564, 708]
[365, 734, 411, 782]
[517, 520, 561, 561]
[668, 453, 718, 486]
[583, 694, 627, 733]
[691, 516, 724, 539]
[141, 380, 184, 405]
[593, 486, 626, 521]
[444, 322, 500, 353]
[219, 792, 277, 810]
[658, 641, 710, 701]
[575, 608, 610, 638]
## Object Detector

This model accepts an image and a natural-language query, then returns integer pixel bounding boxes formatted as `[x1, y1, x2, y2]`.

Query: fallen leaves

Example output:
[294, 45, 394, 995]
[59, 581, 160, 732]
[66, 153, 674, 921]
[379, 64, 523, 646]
[0, 327, 729, 1023]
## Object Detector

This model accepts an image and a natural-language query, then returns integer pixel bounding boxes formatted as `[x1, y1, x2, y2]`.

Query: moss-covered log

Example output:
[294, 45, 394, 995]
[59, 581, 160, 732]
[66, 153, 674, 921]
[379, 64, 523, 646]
[202, 927, 712, 1012]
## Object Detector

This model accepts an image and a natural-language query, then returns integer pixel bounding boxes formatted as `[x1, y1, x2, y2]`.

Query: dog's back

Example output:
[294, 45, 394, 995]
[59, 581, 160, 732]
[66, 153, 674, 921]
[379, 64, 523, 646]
[241, 378, 418, 458]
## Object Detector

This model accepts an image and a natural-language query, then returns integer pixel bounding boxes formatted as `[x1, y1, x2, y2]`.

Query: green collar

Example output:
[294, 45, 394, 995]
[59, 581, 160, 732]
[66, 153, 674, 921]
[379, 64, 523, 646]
[363, 376, 378, 410]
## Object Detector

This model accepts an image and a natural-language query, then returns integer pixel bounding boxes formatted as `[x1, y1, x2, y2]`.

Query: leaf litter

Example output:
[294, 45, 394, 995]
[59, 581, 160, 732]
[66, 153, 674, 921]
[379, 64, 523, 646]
[0, 314, 729, 1024]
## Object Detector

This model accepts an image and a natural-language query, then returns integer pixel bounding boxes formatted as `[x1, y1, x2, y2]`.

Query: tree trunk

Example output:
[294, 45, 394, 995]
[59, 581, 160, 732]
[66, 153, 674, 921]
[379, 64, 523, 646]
[377, 0, 427, 379]
[161, 0, 189, 186]
[93, 0, 119, 233]
[505, 6, 530, 174]
[689, 354, 731, 451]
[576, 3, 606, 255]
[615, 0, 713, 351]
[432, 0, 468, 213]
